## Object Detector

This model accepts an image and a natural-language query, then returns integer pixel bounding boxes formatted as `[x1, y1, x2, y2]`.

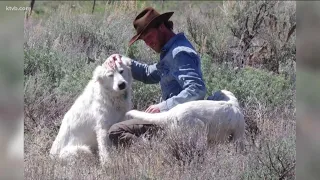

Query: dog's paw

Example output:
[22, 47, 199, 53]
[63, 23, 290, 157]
[124, 111, 133, 120]
[99, 153, 110, 166]
[124, 110, 138, 120]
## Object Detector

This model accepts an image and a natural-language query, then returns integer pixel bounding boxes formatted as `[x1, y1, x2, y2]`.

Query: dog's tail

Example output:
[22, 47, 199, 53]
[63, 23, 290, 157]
[232, 112, 246, 152]
[50, 119, 71, 156]
[125, 110, 172, 124]
[233, 112, 246, 141]
[218, 90, 245, 140]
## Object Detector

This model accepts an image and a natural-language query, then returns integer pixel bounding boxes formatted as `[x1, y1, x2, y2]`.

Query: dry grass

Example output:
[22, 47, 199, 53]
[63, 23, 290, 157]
[24, 106, 295, 179]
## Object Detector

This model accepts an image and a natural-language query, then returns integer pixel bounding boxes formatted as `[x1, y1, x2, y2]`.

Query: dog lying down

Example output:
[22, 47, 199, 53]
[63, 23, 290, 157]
[50, 55, 133, 165]
[125, 90, 245, 145]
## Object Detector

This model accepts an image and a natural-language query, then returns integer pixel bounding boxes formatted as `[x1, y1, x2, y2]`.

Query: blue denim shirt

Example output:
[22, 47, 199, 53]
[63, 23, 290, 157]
[131, 33, 207, 112]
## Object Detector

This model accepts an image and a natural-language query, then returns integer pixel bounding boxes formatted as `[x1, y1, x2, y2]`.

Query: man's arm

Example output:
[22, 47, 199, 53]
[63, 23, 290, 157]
[157, 51, 207, 112]
[130, 60, 161, 84]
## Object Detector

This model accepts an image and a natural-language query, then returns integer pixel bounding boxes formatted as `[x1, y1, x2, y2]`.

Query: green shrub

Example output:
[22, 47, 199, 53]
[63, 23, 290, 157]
[201, 54, 294, 109]
[131, 81, 161, 110]
[24, 47, 95, 98]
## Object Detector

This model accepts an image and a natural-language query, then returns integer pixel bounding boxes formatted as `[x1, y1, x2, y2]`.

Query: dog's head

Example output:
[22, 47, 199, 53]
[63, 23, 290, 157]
[92, 56, 132, 92]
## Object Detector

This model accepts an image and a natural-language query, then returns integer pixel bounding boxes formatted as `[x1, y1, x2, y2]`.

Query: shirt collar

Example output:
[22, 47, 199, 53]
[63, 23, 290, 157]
[161, 32, 185, 53]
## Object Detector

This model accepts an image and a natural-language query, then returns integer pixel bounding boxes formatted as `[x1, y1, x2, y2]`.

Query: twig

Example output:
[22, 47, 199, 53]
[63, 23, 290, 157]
[279, 161, 296, 180]
[276, 154, 286, 172]
[286, 23, 296, 43]
[92, 0, 96, 14]
[266, 142, 280, 174]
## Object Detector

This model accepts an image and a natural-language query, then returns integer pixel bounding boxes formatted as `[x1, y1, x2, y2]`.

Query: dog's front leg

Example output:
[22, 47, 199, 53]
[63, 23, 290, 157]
[96, 123, 111, 165]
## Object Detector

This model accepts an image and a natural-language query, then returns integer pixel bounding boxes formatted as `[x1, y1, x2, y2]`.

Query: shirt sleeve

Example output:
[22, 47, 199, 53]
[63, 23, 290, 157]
[130, 59, 161, 84]
[157, 51, 207, 112]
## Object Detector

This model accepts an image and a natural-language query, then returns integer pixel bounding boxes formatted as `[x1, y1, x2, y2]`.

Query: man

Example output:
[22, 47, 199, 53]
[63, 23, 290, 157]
[108, 7, 207, 147]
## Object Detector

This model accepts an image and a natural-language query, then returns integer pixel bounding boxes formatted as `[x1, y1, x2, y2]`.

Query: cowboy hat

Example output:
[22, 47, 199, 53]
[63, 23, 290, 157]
[128, 7, 174, 46]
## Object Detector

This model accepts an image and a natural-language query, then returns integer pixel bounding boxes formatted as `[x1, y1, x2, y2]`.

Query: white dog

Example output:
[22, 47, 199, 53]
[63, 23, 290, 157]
[50, 55, 133, 165]
[125, 90, 245, 146]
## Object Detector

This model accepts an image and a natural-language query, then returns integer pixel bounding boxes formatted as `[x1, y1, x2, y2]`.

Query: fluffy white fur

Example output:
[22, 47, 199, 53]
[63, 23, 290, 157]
[125, 90, 245, 146]
[50, 56, 133, 165]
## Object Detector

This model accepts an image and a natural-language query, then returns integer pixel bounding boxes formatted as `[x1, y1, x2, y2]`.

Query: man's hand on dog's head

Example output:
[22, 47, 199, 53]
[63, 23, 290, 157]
[104, 54, 122, 69]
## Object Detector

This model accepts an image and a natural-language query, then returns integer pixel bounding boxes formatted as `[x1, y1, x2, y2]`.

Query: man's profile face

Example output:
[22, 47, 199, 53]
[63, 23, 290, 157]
[140, 25, 165, 53]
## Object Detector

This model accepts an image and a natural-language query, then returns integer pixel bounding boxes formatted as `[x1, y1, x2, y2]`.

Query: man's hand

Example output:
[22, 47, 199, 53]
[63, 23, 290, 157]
[145, 104, 160, 113]
[104, 54, 122, 69]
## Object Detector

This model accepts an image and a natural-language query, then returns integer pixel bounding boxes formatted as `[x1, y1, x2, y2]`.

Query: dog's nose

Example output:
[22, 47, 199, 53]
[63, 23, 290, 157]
[118, 82, 126, 90]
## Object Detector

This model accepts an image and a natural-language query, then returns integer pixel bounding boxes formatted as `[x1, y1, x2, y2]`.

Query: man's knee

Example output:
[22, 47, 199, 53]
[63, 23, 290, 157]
[107, 119, 163, 147]
[108, 123, 127, 146]
[108, 120, 142, 147]
[108, 122, 124, 135]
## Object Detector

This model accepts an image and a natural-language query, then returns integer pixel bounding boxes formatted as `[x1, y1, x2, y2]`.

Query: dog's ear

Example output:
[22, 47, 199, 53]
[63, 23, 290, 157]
[121, 56, 132, 67]
[92, 65, 104, 82]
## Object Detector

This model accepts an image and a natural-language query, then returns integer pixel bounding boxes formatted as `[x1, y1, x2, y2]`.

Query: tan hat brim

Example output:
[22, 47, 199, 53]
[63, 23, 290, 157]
[128, 11, 174, 46]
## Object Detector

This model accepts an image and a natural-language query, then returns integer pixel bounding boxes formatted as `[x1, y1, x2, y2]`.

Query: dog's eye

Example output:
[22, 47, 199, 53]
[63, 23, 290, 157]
[119, 70, 124, 74]
[107, 73, 114, 77]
